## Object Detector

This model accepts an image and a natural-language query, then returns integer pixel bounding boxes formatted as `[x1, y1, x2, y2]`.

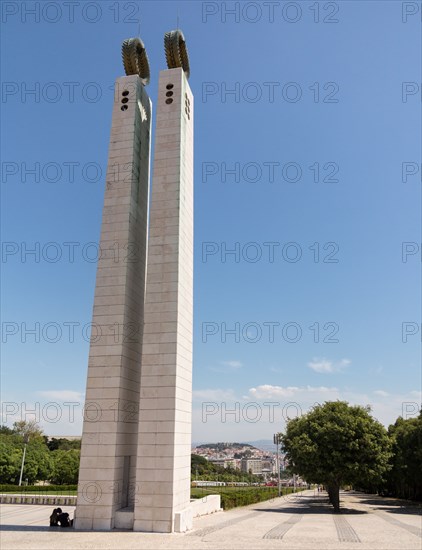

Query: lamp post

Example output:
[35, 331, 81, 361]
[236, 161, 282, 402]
[18, 434, 29, 487]
[273, 433, 282, 497]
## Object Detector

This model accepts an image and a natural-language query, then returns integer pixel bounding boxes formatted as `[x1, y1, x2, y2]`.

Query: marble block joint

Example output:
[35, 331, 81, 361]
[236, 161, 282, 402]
[75, 67, 194, 533]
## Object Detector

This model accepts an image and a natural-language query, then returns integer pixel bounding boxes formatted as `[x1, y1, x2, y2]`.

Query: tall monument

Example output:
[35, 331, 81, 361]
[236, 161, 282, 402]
[75, 38, 152, 530]
[134, 31, 194, 533]
[75, 32, 194, 533]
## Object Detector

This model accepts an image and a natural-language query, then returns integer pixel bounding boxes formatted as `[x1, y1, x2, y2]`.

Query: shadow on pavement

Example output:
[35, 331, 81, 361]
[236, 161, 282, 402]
[253, 504, 367, 515]
[372, 507, 422, 516]
[0, 525, 134, 533]
[0, 525, 61, 532]
[357, 499, 422, 516]
[252, 493, 369, 515]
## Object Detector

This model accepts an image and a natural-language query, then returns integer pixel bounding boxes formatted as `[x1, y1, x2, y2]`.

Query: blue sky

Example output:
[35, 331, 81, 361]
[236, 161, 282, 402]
[1, 1, 421, 441]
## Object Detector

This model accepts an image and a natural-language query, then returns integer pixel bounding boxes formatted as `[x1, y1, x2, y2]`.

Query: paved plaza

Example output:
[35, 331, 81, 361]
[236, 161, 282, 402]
[0, 490, 421, 549]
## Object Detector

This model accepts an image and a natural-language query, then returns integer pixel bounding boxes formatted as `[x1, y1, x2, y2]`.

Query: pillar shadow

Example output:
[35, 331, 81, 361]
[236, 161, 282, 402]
[0, 525, 69, 532]
[356, 498, 422, 516]
[253, 495, 368, 515]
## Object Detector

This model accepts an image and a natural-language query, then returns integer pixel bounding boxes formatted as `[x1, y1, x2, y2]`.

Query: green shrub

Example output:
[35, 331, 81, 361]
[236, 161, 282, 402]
[191, 486, 297, 510]
[0, 484, 77, 493]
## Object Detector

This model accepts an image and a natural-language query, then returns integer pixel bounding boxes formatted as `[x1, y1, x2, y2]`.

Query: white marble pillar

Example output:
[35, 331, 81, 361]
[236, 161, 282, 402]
[75, 75, 151, 530]
[133, 67, 194, 533]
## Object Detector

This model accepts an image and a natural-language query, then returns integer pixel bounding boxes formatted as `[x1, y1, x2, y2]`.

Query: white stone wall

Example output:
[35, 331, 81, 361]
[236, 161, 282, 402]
[134, 68, 194, 533]
[191, 495, 222, 518]
[75, 75, 151, 530]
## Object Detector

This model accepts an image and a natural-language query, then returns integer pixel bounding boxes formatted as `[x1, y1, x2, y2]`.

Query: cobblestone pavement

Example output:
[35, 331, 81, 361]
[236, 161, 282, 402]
[1, 490, 421, 549]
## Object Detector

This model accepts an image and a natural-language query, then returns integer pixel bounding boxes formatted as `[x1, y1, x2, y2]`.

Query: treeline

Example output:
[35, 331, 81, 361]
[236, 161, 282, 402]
[357, 413, 422, 501]
[191, 453, 261, 483]
[0, 422, 80, 485]
[2, 411, 420, 500]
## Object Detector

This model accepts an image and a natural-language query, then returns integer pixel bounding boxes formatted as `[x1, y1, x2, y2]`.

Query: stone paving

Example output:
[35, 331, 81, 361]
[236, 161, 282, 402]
[0, 490, 421, 549]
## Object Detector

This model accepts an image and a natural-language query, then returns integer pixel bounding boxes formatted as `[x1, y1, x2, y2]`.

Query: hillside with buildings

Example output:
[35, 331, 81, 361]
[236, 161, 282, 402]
[192, 442, 281, 477]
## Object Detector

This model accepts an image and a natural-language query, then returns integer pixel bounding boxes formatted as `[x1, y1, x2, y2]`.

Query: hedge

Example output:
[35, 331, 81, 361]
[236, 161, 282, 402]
[0, 484, 77, 493]
[191, 486, 297, 510]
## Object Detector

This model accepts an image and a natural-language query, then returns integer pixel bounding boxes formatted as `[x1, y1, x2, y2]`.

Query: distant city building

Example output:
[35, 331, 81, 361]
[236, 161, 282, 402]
[241, 458, 263, 475]
[208, 458, 241, 470]
[192, 443, 279, 477]
[262, 459, 276, 474]
[226, 459, 241, 470]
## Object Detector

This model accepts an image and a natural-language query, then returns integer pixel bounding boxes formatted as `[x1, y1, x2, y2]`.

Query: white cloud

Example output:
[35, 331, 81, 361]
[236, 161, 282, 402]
[374, 390, 389, 397]
[307, 358, 351, 374]
[248, 384, 339, 399]
[220, 360, 242, 369]
[190, 382, 421, 441]
[208, 360, 243, 374]
[38, 390, 84, 402]
[308, 359, 333, 373]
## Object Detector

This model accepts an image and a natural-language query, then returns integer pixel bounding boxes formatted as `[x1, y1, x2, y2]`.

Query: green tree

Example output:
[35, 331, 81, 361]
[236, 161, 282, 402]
[0, 422, 53, 484]
[281, 401, 391, 511]
[50, 450, 80, 484]
[47, 438, 81, 451]
[386, 413, 422, 500]
[0, 425, 15, 435]
[191, 454, 209, 476]
[22, 438, 53, 484]
[13, 420, 44, 440]
[0, 435, 22, 483]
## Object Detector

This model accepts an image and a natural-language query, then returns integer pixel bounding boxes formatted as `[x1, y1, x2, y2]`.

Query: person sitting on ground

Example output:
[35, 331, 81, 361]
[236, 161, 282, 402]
[49, 507, 61, 526]
[57, 510, 71, 527]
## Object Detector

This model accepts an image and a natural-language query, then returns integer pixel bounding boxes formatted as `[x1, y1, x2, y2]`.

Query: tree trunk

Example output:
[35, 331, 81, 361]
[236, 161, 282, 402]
[327, 483, 340, 512]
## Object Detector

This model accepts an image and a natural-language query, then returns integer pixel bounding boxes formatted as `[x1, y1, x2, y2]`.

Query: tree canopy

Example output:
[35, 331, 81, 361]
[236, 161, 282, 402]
[385, 412, 422, 500]
[12, 420, 44, 440]
[0, 422, 80, 485]
[0, 422, 52, 484]
[281, 401, 392, 510]
[47, 438, 81, 451]
[50, 449, 80, 484]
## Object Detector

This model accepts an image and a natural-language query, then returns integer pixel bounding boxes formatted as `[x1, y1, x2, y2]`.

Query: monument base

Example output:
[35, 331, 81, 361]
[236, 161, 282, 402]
[115, 507, 134, 530]
[94, 495, 222, 532]
[174, 507, 193, 532]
